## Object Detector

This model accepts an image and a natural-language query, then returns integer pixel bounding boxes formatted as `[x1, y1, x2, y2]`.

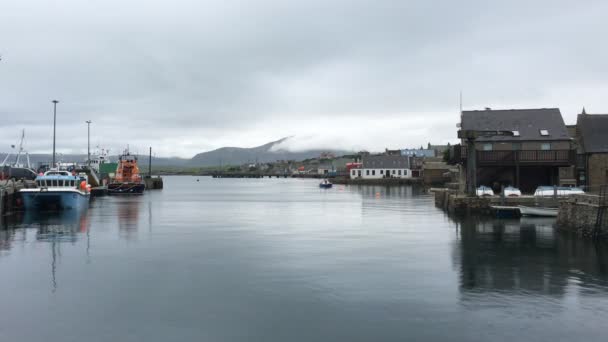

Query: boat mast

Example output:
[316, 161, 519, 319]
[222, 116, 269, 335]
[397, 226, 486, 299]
[15, 129, 25, 166]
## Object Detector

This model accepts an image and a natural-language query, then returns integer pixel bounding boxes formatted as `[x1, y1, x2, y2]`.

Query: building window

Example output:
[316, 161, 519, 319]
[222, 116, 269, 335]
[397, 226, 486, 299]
[357, 170, 361, 177]
[366, 170, 370, 176]
[380, 170, 384, 174]
[540, 129, 549, 136]
[398, 170, 402, 175]
[512, 130, 520, 137]
[351, 170, 355, 176]
[483, 143, 493, 151]
[392, 170, 396, 174]
[372, 170, 375, 176]
[541, 143, 551, 151]
[512, 142, 521, 150]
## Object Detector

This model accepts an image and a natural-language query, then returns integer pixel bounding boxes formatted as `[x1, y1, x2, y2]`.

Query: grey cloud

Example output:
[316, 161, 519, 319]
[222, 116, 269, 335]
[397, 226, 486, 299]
[1, 0, 607, 157]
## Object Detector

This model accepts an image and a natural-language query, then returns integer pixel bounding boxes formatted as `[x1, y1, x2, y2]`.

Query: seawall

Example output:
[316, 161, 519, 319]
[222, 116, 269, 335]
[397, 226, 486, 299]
[556, 194, 607, 239]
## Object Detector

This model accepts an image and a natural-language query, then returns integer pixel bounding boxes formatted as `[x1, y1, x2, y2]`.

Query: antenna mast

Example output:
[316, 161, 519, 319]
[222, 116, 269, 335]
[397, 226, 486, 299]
[15, 129, 25, 166]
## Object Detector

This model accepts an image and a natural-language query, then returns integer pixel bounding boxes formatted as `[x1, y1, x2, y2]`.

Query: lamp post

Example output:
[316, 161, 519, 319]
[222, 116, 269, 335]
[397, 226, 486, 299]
[86, 120, 92, 166]
[52, 100, 59, 168]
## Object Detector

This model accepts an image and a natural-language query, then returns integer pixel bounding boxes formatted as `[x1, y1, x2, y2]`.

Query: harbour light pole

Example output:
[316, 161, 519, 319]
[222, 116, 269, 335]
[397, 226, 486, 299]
[86, 120, 92, 165]
[52, 100, 59, 167]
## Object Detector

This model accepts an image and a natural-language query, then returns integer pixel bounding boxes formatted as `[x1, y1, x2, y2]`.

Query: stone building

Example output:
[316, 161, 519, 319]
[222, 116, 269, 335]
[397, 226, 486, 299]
[450, 108, 576, 193]
[574, 110, 608, 192]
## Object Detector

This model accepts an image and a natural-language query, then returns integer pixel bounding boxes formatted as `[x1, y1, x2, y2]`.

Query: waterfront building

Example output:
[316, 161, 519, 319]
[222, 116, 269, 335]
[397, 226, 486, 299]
[449, 108, 576, 193]
[400, 149, 436, 158]
[572, 110, 608, 192]
[350, 155, 411, 179]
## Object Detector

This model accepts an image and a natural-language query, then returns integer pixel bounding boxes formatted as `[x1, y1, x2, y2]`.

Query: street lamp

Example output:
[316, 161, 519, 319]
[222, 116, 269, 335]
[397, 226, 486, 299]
[52, 100, 59, 168]
[86, 120, 92, 166]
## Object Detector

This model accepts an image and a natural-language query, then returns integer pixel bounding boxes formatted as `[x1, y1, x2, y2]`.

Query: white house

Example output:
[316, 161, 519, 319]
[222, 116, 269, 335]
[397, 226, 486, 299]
[350, 155, 411, 179]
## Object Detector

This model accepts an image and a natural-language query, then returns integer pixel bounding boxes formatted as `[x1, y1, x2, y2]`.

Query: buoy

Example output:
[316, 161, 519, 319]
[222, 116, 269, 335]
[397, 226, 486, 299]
[80, 181, 87, 190]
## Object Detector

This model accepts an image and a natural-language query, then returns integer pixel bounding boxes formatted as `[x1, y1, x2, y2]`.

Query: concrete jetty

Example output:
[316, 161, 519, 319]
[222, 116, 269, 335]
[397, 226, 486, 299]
[0, 179, 35, 216]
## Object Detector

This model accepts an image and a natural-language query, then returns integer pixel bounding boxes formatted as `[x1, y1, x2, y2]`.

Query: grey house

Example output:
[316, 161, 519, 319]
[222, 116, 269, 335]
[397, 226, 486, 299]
[451, 108, 575, 193]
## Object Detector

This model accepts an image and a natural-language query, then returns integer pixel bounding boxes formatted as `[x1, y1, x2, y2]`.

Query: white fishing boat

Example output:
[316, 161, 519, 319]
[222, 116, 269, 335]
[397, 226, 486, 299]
[89, 147, 111, 173]
[518, 205, 558, 217]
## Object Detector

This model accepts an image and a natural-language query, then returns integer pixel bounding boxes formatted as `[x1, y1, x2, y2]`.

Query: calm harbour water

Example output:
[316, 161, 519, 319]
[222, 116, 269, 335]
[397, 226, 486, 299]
[1, 176, 608, 342]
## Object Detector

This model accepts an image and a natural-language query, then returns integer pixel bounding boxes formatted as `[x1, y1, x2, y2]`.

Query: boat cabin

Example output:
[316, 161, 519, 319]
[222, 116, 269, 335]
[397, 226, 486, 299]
[35, 170, 86, 188]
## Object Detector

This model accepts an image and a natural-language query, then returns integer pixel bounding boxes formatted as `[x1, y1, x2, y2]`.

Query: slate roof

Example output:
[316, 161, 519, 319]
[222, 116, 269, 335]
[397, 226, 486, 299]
[460, 108, 571, 142]
[362, 155, 410, 169]
[577, 113, 608, 153]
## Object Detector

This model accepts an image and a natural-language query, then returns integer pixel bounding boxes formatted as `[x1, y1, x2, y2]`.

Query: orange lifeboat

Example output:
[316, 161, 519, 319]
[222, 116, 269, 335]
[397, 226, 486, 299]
[108, 151, 145, 195]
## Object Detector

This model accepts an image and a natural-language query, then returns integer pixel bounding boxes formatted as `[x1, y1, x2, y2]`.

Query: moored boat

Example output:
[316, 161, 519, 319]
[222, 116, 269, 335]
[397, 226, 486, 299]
[319, 179, 333, 189]
[518, 205, 558, 217]
[108, 152, 145, 195]
[20, 170, 90, 210]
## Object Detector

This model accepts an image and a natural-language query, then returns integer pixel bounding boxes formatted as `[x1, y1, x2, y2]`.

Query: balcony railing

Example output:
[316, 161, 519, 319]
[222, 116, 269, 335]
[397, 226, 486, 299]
[449, 145, 575, 166]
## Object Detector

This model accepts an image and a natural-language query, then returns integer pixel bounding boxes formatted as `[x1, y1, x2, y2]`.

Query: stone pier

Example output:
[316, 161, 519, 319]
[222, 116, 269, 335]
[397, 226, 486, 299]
[557, 194, 607, 239]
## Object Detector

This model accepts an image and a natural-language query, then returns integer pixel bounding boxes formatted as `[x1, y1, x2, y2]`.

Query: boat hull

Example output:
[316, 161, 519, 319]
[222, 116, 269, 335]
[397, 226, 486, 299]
[518, 206, 558, 217]
[21, 190, 90, 210]
[108, 182, 145, 195]
[319, 183, 333, 189]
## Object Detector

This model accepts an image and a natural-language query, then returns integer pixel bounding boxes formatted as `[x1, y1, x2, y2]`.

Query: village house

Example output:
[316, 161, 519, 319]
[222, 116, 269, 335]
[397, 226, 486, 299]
[450, 108, 576, 193]
[572, 110, 608, 192]
[350, 155, 411, 179]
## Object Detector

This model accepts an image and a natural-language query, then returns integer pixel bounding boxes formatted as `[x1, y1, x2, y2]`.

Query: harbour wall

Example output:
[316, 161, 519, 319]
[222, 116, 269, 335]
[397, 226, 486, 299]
[433, 189, 557, 216]
[556, 194, 607, 239]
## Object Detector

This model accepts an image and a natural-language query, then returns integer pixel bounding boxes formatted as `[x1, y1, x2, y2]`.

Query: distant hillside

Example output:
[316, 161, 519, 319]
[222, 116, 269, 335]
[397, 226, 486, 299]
[1, 137, 352, 168]
[189, 137, 352, 167]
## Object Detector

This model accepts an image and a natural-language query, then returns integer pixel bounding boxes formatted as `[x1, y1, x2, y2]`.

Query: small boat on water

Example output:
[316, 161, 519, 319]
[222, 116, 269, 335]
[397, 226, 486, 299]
[319, 179, 333, 189]
[518, 205, 558, 217]
[20, 170, 90, 210]
[108, 151, 145, 195]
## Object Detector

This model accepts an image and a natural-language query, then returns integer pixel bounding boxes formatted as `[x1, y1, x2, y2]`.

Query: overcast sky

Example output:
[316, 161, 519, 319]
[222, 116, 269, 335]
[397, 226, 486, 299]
[1, 0, 607, 157]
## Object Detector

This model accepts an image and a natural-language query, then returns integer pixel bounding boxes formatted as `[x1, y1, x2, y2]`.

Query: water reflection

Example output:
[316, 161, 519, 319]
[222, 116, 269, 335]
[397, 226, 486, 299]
[13, 210, 89, 292]
[453, 216, 608, 302]
[116, 197, 142, 240]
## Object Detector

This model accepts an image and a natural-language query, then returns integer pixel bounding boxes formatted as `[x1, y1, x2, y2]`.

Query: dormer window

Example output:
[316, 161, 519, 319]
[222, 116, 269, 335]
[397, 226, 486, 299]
[540, 129, 549, 136]
[512, 130, 520, 137]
